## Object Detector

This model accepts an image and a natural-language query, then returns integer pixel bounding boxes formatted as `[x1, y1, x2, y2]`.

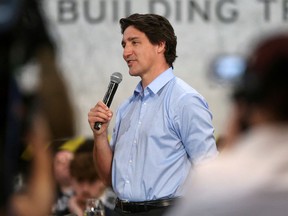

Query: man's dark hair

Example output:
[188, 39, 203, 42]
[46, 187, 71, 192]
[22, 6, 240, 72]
[120, 13, 177, 68]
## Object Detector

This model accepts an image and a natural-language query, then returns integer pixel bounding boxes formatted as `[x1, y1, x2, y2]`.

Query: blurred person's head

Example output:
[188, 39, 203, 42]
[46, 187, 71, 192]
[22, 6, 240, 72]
[225, 32, 288, 144]
[69, 152, 106, 211]
[53, 150, 74, 188]
[52, 137, 87, 190]
[234, 33, 288, 121]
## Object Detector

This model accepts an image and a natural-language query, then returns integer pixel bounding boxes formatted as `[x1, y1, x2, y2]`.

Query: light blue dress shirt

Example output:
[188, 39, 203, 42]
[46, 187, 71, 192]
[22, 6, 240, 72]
[110, 67, 217, 201]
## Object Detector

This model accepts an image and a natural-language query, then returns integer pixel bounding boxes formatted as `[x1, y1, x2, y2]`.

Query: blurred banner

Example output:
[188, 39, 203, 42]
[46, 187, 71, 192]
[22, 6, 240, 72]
[40, 0, 288, 136]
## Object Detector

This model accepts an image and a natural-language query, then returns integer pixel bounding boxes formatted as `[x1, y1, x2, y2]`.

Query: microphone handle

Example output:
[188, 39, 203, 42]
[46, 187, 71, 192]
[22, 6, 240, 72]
[94, 82, 119, 130]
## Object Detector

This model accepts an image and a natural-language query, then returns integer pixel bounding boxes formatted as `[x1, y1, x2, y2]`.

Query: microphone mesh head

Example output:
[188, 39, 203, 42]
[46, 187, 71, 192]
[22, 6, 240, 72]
[111, 72, 123, 84]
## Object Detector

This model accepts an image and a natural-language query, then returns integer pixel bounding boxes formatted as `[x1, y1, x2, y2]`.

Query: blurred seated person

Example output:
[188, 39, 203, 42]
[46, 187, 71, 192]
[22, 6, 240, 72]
[68, 141, 116, 216]
[166, 32, 288, 216]
[51, 137, 86, 215]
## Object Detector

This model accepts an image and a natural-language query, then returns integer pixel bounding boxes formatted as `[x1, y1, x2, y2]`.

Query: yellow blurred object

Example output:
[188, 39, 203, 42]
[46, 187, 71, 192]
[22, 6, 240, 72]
[59, 136, 85, 152]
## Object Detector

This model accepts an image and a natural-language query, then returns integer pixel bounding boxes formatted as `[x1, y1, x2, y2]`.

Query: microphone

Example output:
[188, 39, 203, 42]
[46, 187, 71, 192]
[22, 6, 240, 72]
[94, 72, 123, 130]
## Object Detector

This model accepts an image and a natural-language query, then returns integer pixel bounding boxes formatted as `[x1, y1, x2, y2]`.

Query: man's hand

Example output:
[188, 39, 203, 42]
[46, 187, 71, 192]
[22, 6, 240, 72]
[88, 101, 113, 135]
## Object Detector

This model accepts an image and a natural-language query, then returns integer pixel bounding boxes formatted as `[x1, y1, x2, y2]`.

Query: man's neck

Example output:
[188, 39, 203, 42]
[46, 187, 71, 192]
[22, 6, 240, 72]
[141, 64, 170, 89]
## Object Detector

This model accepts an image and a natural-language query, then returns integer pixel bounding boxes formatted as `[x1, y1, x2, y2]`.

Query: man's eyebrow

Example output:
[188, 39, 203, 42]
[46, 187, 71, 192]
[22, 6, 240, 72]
[122, 37, 139, 43]
[121, 36, 139, 47]
[127, 36, 139, 41]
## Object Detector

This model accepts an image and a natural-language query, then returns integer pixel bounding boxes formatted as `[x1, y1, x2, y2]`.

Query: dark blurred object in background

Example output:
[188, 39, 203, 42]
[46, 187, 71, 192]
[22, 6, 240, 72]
[0, 0, 75, 214]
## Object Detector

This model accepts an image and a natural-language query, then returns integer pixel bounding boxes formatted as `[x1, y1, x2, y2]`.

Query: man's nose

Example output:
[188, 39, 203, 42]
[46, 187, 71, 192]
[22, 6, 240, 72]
[123, 44, 132, 59]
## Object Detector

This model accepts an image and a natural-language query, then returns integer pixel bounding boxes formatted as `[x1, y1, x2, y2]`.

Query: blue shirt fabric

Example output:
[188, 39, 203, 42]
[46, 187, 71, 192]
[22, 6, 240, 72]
[110, 67, 217, 201]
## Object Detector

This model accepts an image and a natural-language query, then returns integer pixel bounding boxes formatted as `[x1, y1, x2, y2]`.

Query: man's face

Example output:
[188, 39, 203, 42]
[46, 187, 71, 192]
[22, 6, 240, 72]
[121, 26, 160, 78]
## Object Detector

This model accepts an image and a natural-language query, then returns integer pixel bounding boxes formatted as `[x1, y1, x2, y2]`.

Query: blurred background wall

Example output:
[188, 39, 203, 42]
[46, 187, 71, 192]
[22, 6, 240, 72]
[22, 0, 287, 137]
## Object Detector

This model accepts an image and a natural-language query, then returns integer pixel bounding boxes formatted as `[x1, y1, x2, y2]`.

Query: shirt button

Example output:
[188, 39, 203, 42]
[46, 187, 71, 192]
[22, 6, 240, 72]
[126, 180, 130, 184]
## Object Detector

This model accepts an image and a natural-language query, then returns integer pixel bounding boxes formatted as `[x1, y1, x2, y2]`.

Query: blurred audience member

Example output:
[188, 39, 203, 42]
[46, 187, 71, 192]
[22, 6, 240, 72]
[0, 0, 75, 215]
[166, 32, 288, 216]
[51, 137, 82, 215]
[52, 149, 74, 215]
[51, 136, 90, 216]
[68, 141, 116, 216]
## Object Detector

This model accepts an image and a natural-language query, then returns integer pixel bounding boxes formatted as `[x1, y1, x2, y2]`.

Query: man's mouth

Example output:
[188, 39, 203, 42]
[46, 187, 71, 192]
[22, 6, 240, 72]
[127, 59, 134, 67]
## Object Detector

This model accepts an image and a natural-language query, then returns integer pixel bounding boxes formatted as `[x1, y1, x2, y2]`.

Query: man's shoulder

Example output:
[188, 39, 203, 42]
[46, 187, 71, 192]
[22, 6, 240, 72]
[167, 77, 206, 103]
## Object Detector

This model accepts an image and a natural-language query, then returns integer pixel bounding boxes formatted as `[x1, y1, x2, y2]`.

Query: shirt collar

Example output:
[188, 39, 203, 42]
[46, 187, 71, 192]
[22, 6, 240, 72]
[134, 67, 175, 96]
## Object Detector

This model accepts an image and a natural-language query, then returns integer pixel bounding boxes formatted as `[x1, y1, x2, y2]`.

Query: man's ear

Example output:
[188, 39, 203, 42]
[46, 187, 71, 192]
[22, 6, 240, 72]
[157, 41, 166, 54]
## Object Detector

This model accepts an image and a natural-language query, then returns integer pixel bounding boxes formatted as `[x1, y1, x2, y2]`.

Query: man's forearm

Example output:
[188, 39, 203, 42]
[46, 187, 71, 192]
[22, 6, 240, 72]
[93, 133, 113, 186]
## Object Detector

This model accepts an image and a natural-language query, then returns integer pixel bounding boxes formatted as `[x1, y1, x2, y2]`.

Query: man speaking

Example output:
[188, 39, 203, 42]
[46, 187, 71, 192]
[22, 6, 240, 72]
[88, 13, 218, 216]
